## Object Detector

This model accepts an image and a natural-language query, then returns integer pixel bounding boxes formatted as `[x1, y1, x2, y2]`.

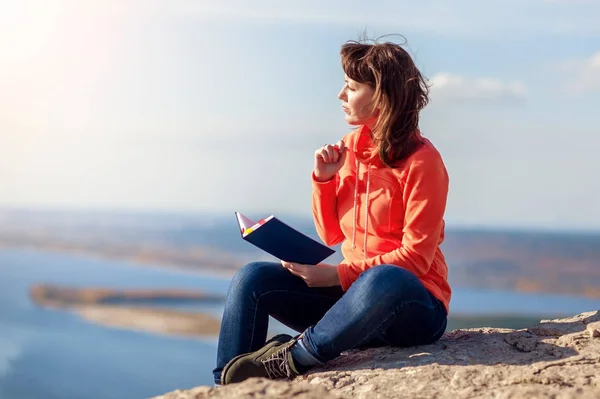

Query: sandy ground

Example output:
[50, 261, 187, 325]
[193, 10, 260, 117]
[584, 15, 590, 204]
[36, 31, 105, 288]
[74, 305, 222, 338]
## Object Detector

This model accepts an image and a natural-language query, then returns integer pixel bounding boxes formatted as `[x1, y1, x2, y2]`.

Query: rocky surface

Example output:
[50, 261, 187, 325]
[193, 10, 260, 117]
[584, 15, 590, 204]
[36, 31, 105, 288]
[153, 310, 600, 399]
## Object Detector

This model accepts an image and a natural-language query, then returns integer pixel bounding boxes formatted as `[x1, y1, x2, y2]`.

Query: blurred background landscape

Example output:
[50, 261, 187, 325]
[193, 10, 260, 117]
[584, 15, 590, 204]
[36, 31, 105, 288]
[1, 1, 600, 399]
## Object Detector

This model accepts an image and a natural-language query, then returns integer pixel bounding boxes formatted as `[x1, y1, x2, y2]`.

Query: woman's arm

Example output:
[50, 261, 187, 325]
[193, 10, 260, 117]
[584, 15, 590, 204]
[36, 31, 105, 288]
[311, 172, 345, 246]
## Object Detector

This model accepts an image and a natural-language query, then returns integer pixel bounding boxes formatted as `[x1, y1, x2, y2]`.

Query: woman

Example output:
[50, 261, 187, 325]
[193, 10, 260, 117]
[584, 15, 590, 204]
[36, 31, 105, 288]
[213, 38, 451, 385]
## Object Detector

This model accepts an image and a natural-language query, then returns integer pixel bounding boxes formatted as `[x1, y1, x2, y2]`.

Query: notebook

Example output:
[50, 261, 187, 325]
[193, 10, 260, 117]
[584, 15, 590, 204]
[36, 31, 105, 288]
[235, 212, 335, 265]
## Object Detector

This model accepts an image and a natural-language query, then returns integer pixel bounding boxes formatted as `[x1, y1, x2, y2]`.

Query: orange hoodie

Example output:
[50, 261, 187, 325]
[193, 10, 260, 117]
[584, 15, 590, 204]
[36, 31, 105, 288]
[312, 125, 451, 313]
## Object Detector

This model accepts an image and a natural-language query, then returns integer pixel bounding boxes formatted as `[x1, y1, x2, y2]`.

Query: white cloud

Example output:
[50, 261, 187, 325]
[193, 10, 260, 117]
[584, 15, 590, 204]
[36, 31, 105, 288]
[560, 52, 600, 94]
[429, 73, 526, 104]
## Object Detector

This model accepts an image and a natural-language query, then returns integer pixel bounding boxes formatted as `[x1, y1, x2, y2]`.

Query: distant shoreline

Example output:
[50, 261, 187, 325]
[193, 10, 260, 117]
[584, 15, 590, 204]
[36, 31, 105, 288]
[29, 283, 227, 306]
[4, 243, 600, 300]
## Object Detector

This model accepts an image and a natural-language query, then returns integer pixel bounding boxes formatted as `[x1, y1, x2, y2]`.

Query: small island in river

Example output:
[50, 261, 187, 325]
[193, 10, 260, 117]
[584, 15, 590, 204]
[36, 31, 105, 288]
[29, 284, 226, 338]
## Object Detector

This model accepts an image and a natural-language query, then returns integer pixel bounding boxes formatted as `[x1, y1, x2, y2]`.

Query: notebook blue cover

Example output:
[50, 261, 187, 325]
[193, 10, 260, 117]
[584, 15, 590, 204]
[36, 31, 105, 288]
[235, 212, 335, 265]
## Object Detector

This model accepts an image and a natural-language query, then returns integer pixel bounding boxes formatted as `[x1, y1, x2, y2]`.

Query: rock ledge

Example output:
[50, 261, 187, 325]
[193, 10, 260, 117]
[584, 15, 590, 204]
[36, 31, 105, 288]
[153, 310, 600, 399]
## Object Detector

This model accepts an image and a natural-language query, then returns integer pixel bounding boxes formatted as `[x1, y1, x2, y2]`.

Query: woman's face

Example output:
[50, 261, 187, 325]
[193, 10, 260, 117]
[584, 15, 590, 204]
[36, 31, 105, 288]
[337, 75, 378, 128]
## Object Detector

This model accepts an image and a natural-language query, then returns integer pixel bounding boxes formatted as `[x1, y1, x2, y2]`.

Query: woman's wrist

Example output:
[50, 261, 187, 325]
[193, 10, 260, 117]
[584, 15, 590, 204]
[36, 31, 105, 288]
[313, 171, 334, 182]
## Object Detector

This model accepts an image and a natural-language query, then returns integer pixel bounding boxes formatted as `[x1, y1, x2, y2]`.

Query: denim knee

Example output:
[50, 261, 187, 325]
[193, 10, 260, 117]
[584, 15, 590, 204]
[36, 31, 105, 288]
[228, 261, 274, 298]
[358, 264, 417, 283]
[354, 265, 424, 299]
[230, 262, 264, 293]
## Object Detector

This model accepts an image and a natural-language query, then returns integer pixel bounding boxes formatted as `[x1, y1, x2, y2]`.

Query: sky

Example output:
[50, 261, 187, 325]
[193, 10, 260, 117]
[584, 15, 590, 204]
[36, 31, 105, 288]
[1, 0, 600, 231]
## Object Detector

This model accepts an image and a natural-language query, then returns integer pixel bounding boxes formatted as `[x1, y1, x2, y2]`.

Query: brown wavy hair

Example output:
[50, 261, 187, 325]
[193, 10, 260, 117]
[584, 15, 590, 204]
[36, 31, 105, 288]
[341, 37, 429, 167]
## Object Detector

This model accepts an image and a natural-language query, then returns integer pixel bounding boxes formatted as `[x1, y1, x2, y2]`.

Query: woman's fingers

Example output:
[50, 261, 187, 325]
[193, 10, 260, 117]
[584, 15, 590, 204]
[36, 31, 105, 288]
[282, 260, 300, 271]
[327, 145, 339, 163]
[281, 261, 311, 276]
[288, 268, 305, 278]
[281, 260, 292, 269]
[323, 147, 332, 163]
[316, 146, 329, 163]
[318, 144, 345, 163]
[316, 140, 346, 164]
[283, 264, 308, 279]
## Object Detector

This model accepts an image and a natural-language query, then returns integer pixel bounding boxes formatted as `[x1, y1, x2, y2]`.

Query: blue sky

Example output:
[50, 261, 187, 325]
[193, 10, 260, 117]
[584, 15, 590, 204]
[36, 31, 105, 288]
[1, 0, 600, 231]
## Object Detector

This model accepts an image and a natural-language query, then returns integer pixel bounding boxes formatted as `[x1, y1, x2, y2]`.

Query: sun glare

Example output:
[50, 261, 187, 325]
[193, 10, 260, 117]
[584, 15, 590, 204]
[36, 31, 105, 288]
[0, 1, 66, 64]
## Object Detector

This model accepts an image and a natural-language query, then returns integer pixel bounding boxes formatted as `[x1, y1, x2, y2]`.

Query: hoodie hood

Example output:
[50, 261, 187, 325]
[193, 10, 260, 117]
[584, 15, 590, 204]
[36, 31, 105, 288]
[354, 125, 424, 167]
[353, 125, 385, 168]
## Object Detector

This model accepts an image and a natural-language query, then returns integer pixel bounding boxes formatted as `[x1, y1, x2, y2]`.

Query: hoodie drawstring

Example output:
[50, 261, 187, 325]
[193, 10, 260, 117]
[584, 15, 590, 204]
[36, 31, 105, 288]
[351, 158, 371, 259]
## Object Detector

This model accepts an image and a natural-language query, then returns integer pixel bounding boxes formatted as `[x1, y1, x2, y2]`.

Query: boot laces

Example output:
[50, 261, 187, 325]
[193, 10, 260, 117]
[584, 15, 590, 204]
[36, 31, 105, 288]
[261, 344, 294, 379]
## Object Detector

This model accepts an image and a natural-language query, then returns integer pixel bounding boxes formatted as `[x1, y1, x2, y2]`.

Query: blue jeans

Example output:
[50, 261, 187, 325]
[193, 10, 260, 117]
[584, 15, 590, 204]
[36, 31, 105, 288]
[212, 261, 447, 384]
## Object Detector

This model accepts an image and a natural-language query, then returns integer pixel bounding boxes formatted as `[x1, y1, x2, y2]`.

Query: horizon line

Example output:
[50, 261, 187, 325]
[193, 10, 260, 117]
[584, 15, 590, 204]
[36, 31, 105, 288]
[1, 205, 599, 235]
